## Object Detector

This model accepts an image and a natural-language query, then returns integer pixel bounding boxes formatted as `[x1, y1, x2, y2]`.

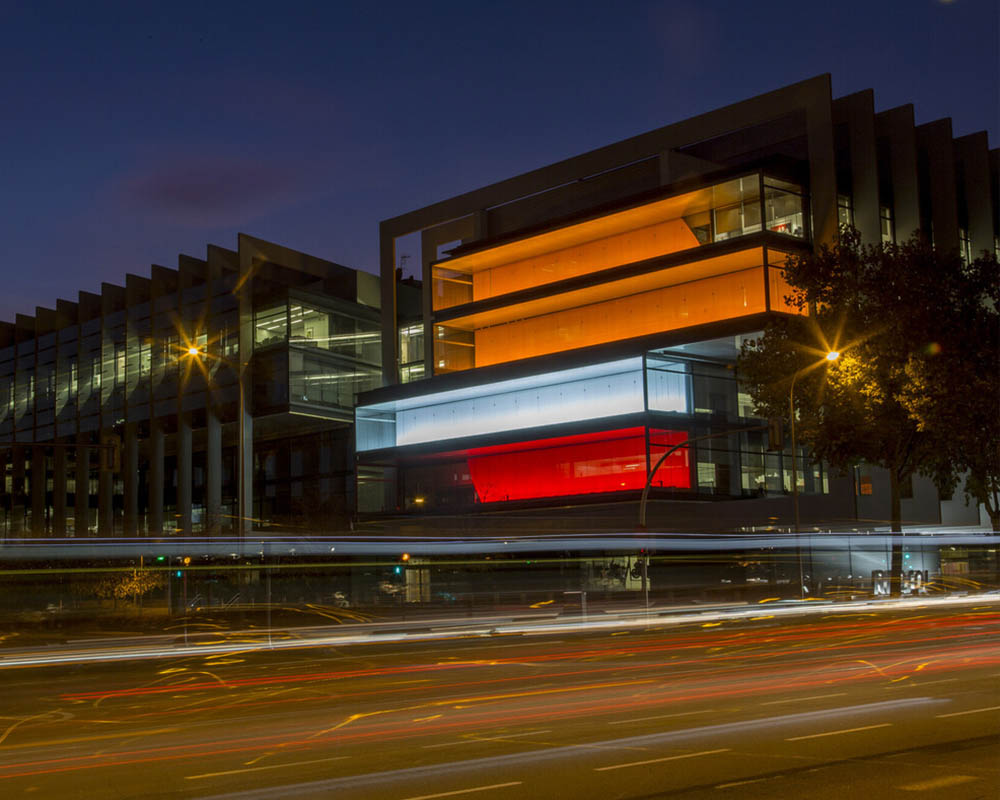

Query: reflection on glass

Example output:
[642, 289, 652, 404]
[288, 350, 380, 409]
[288, 303, 380, 362]
[400, 323, 425, 383]
[433, 325, 475, 373]
[764, 182, 805, 237]
[254, 303, 288, 348]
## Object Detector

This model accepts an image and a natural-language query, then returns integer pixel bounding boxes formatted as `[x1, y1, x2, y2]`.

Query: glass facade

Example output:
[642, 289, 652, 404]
[431, 246, 804, 372]
[0, 248, 384, 537]
[288, 350, 380, 411]
[360, 424, 824, 513]
[398, 323, 425, 383]
[431, 172, 807, 313]
[357, 358, 646, 451]
[253, 297, 382, 417]
[357, 338, 829, 513]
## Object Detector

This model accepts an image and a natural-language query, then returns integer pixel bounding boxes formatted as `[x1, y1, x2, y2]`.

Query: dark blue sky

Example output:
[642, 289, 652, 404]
[2, 0, 996, 321]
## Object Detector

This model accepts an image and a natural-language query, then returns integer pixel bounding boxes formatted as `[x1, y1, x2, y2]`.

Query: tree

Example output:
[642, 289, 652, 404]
[94, 569, 166, 608]
[738, 231, 999, 590]
[898, 252, 1000, 530]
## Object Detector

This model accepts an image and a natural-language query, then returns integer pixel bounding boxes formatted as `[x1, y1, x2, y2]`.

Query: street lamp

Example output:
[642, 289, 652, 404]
[184, 345, 250, 541]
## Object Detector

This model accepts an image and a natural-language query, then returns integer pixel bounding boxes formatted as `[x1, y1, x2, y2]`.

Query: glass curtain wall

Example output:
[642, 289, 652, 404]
[431, 171, 807, 312]
[254, 297, 382, 415]
[357, 347, 829, 513]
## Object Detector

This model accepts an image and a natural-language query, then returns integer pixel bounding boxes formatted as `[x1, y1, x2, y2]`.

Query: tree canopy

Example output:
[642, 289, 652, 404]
[738, 230, 999, 534]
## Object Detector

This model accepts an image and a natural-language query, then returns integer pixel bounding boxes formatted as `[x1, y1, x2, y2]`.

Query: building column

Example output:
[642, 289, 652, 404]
[148, 423, 164, 536]
[52, 446, 67, 536]
[74, 437, 89, 536]
[123, 423, 139, 536]
[177, 414, 192, 535]
[11, 447, 25, 535]
[0, 450, 7, 538]
[98, 433, 114, 536]
[239, 411, 253, 537]
[31, 447, 46, 536]
[206, 408, 222, 536]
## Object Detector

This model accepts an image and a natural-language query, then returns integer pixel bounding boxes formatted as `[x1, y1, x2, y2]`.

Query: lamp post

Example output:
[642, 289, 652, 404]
[789, 350, 838, 597]
[186, 346, 249, 541]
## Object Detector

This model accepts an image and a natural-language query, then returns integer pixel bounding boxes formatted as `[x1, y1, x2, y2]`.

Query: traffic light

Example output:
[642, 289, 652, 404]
[401, 553, 410, 562]
[767, 418, 784, 451]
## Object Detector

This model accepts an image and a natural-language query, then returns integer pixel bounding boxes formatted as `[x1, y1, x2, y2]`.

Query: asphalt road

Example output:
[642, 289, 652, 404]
[0, 600, 997, 799]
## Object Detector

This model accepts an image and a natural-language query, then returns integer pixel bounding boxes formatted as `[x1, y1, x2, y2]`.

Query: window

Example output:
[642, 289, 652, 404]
[115, 344, 126, 386]
[763, 178, 806, 238]
[431, 172, 807, 312]
[287, 350, 380, 410]
[433, 325, 475, 374]
[38, 364, 54, 402]
[288, 302, 380, 362]
[959, 228, 971, 265]
[358, 358, 645, 450]
[837, 194, 854, 230]
[713, 176, 762, 241]
[880, 205, 895, 244]
[401, 363, 425, 383]
[399, 323, 424, 383]
[139, 341, 152, 377]
[254, 303, 288, 348]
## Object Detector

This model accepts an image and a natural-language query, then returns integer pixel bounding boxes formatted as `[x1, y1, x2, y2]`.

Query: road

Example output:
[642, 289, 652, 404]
[0, 598, 997, 799]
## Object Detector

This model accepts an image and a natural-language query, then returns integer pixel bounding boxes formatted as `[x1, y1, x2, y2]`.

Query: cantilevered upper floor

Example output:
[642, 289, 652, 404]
[379, 74, 999, 387]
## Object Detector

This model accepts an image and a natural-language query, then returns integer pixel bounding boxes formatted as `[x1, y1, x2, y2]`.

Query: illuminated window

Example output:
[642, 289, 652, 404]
[138, 341, 151, 377]
[357, 358, 648, 451]
[433, 325, 474, 373]
[467, 428, 690, 502]
[837, 194, 854, 230]
[399, 323, 424, 383]
[254, 303, 288, 348]
[114, 345, 126, 386]
[289, 303, 380, 361]
[959, 228, 971, 265]
[880, 205, 895, 244]
[431, 173, 807, 312]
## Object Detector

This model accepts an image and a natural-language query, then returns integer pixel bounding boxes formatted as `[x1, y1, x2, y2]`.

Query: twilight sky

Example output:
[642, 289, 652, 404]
[2, 0, 996, 321]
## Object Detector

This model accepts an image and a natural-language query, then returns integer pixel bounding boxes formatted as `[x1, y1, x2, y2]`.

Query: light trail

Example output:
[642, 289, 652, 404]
[0, 696, 947, 782]
[2, 593, 998, 670]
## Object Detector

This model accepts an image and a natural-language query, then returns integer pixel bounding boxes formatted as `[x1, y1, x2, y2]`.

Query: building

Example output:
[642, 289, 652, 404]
[0, 234, 417, 537]
[357, 74, 997, 531]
